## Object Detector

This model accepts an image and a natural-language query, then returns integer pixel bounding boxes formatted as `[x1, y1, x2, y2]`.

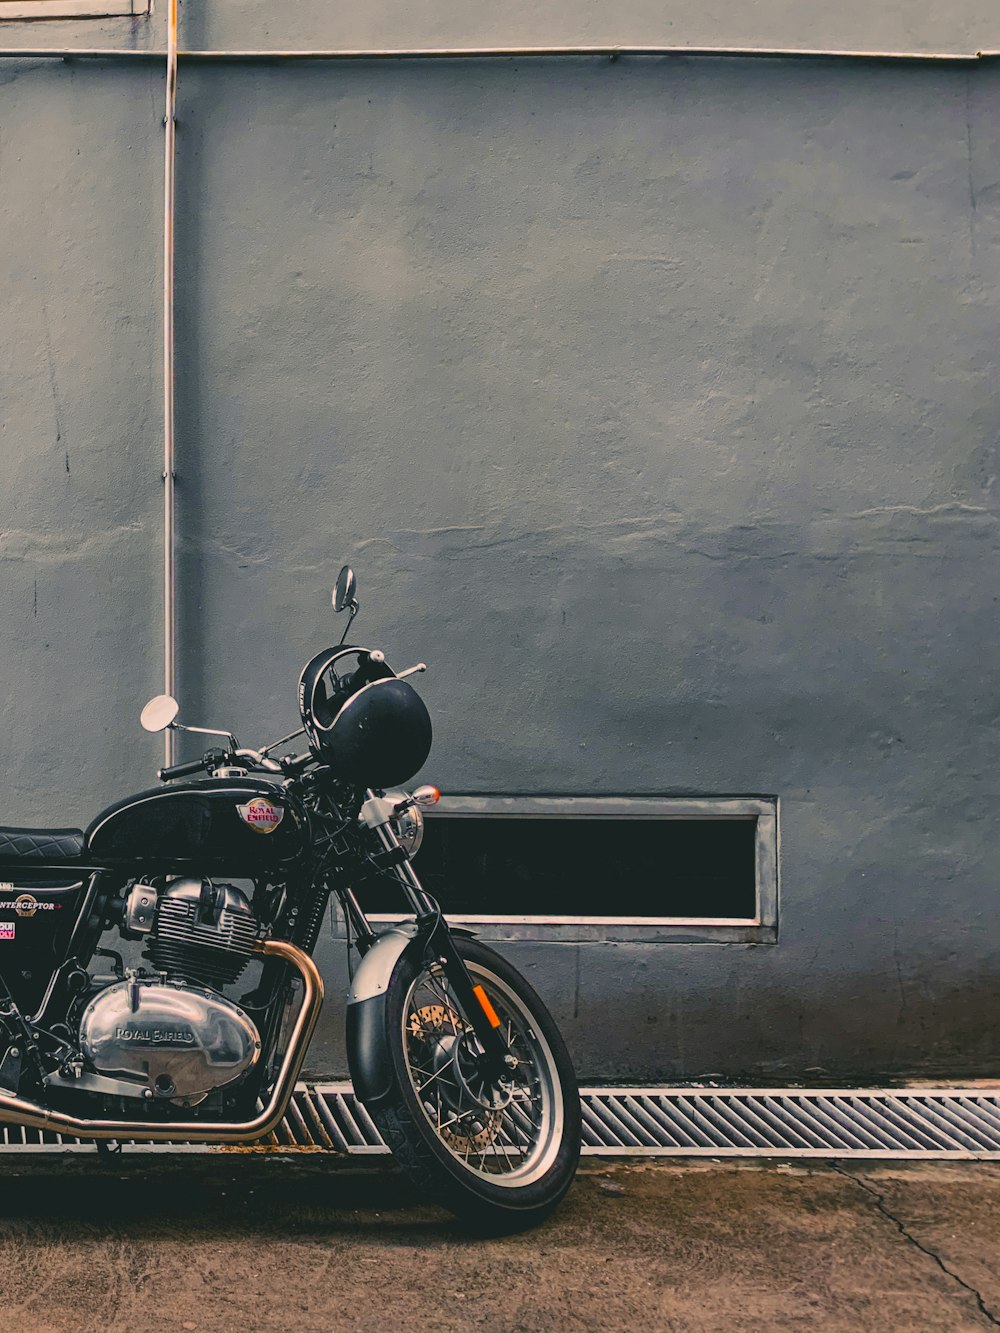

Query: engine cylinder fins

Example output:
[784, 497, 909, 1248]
[148, 886, 258, 990]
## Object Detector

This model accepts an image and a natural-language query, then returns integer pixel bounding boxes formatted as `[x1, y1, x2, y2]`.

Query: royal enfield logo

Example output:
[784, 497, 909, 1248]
[115, 1026, 196, 1046]
[236, 797, 285, 835]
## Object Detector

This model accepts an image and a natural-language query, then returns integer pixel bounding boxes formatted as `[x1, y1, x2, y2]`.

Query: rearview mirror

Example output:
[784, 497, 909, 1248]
[333, 565, 357, 613]
[140, 694, 179, 733]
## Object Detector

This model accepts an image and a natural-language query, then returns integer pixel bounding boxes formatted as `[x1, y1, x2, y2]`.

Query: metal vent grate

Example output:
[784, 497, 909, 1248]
[3, 1085, 1000, 1158]
[575, 1087, 1000, 1158]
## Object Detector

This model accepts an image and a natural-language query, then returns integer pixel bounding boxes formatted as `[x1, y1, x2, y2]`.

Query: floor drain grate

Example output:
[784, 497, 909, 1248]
[576, 1087, 1000, 1158]
[2, 1085, 1000, 1158]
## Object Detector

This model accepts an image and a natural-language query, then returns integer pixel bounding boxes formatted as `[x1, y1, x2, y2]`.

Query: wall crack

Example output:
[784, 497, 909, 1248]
[832, 1165, 1000, 1327]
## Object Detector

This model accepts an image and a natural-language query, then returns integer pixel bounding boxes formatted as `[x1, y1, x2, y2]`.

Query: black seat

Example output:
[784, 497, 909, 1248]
[0, 827, 85, 862]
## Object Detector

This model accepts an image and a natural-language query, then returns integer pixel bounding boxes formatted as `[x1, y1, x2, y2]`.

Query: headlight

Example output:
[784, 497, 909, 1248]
[385, 789, 425, 858]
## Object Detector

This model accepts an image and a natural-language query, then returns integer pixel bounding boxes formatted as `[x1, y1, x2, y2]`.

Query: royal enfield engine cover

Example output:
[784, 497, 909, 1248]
[78, 977, 261, 1100]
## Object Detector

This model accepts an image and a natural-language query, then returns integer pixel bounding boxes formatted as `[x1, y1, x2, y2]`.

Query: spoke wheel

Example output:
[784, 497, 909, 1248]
[360, 936, 581, 1231]
[402, 962, 562, 1187]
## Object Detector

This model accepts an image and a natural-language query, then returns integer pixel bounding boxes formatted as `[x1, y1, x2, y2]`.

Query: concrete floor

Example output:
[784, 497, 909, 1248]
[0, 1155, 997, 1331]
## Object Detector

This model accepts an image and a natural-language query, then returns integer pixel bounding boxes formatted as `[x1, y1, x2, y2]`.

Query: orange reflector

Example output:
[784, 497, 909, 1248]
[473, 984, 502, 1029]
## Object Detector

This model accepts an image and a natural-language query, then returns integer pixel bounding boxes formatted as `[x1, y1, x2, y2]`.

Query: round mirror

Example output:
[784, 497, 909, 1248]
[140, 694, 180, 733]
[333, 565, 357, 613]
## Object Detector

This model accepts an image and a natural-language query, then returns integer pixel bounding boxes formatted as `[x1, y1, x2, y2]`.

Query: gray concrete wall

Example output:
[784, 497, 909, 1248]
[181, 1, 1000, 58]
[1, 38, 999, 1082]
[3, 2, 999, 56]
[0, 58, 162, 824]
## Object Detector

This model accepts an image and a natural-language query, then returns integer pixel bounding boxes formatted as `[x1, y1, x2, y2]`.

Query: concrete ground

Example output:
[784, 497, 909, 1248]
[0, 1155, 997, 1331]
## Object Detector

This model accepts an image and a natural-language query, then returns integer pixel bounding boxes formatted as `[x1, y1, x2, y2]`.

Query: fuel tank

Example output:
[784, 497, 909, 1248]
[85, 777, 309, 873]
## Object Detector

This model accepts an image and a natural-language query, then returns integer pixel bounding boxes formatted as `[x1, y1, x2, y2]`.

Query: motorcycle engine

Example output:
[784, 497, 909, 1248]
[145, 877, 259, 989]
[78, 975, 260, 1101]
[76, 877, 262, 1103]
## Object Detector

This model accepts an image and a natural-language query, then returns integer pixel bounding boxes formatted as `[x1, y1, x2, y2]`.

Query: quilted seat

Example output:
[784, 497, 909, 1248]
[0, 827, 84, 861]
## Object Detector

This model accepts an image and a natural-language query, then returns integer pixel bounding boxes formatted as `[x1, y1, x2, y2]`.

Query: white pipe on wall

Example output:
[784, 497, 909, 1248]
[162, 0, 178, 766]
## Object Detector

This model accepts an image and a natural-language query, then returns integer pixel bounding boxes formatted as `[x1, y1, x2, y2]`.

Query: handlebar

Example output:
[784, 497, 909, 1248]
[158, 755, 212, 782]
[159, 744, 311, 783]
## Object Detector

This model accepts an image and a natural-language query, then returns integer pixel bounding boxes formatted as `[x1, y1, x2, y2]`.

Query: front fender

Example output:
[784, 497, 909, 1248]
[347, 921, 479, 1005]
[346, 920, 478, 1109]
[346, 923, 419, 1108]
[347, 922, 419, 1005]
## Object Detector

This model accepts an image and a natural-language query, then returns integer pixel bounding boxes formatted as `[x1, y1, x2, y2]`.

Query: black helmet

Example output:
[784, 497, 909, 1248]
[298, 647, 432, 788]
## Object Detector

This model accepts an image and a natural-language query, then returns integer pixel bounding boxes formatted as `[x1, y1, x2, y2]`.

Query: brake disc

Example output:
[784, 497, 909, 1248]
[408, 1003, 502, 1152]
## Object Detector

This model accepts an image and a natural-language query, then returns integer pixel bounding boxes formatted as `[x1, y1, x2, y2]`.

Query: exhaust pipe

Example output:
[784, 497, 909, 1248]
[0, 937, 324, 1143]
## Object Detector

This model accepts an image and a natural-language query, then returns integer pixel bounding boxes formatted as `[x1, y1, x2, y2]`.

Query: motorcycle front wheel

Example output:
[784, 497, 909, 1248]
[366, 935, 581, 1233]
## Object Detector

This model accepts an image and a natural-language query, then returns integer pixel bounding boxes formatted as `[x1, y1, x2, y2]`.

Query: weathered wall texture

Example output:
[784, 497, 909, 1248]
[0, 59, 161, 822]
[2, 2, 999, 56]
[179, 0, 1000, 57]
[1, 37, 999, 1080]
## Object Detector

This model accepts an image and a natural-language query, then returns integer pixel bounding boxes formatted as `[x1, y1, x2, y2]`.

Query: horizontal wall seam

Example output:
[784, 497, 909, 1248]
[0, 46, 999, 63]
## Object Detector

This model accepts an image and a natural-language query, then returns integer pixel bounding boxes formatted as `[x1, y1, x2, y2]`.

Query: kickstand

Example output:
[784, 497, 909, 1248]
[95, 1139, 123, 1158]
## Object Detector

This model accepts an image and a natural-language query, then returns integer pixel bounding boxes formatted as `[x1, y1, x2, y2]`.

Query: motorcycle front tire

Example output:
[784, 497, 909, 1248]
[361, 935, 581, 1234]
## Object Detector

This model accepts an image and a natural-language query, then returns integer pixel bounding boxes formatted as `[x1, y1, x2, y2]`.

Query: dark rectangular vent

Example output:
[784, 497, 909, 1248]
[369, 815, 756, 919]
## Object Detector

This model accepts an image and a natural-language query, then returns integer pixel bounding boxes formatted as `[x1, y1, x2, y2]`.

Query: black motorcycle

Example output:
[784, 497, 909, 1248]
[0, 567, 580, 1230]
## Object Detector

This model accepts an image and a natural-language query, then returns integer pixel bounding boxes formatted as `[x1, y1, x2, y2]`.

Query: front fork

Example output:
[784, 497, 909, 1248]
[360, 791, 513, 1084]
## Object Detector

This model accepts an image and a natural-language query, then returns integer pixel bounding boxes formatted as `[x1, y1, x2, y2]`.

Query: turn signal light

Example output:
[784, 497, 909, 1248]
[412, 785, 441, 807]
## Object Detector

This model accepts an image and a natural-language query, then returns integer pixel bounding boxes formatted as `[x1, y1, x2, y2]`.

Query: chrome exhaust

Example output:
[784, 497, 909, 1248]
[0, 937, 324, 1143]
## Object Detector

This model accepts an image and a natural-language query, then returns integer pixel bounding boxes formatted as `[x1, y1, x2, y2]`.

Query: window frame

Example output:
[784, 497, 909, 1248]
[361, 795, 779, 944]
[0, 0, 148, 19]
